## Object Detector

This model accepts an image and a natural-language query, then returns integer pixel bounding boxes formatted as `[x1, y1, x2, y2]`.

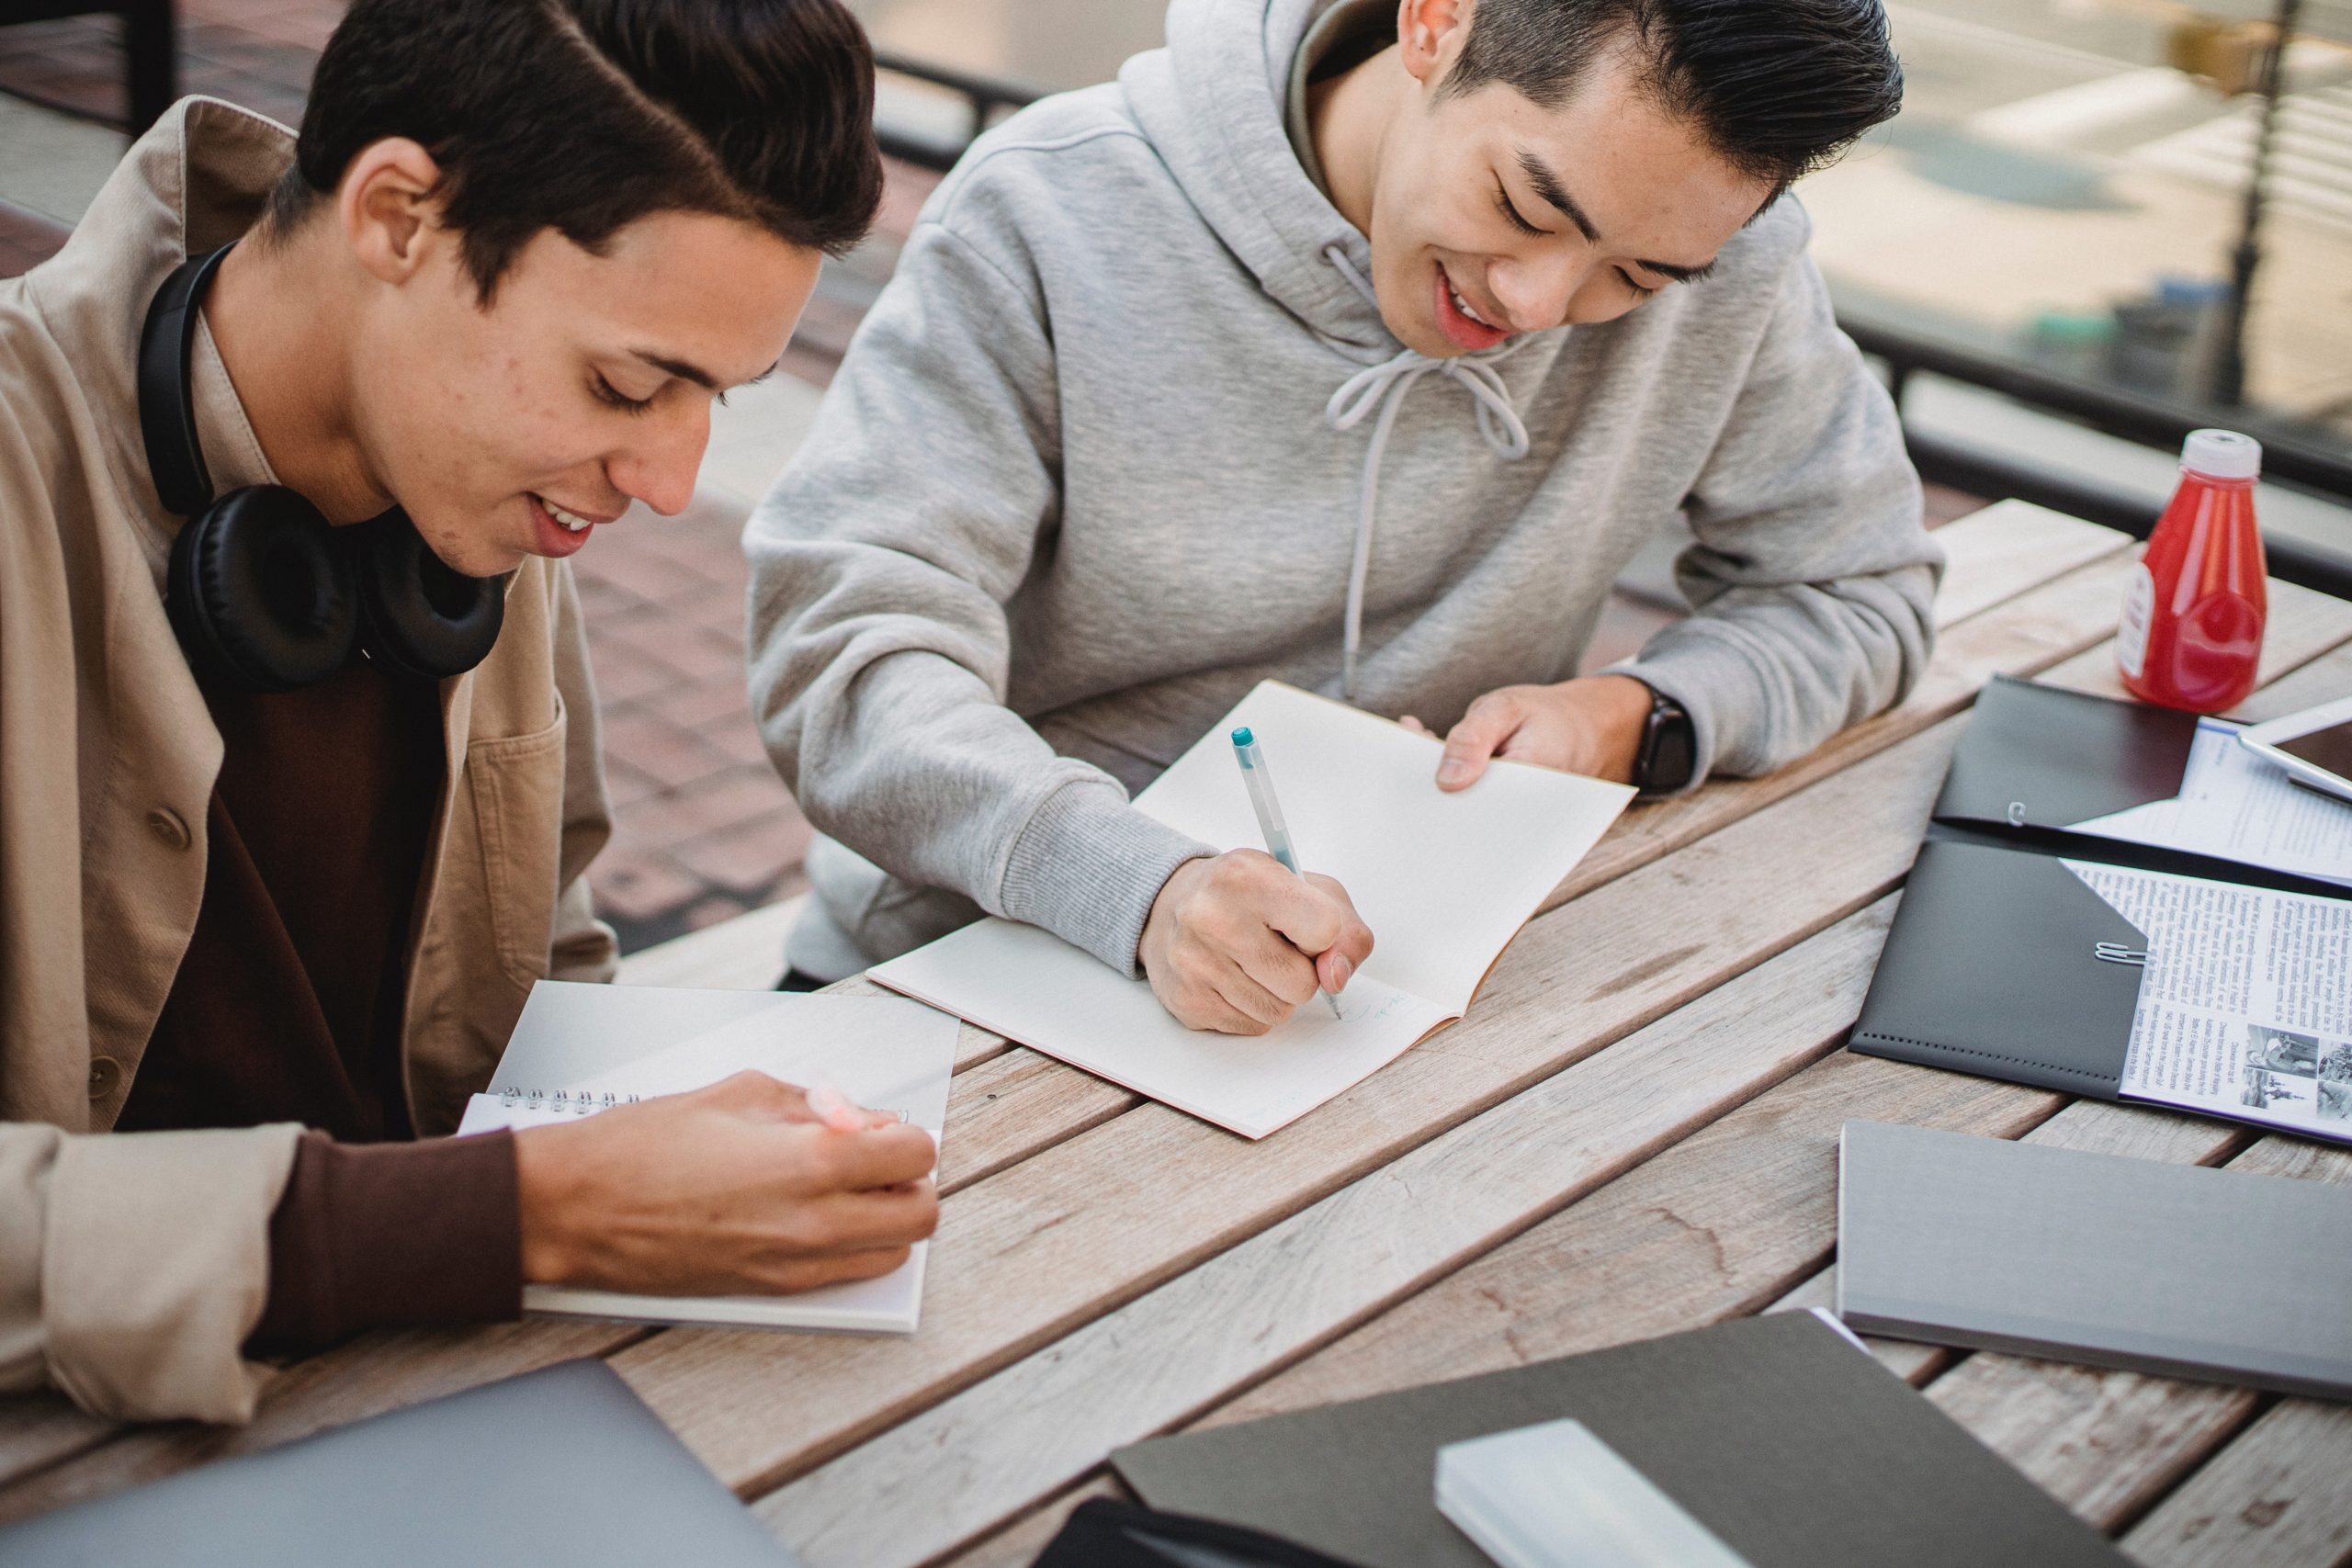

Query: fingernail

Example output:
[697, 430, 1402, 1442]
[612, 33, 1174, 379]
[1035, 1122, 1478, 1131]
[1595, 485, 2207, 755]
[1437, 758, 1468, 784]
[1331, 956, 1353, 990]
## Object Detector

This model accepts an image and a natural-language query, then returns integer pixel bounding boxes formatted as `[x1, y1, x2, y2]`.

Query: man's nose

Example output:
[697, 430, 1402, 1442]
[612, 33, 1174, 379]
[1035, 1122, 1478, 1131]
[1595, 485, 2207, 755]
[1491, 254, 1584, 334]
[610, 400, 710, 519]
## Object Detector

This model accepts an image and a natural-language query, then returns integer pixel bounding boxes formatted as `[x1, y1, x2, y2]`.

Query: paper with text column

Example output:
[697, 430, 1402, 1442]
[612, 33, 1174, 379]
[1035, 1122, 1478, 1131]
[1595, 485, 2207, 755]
[872, 682, 1634, 1137]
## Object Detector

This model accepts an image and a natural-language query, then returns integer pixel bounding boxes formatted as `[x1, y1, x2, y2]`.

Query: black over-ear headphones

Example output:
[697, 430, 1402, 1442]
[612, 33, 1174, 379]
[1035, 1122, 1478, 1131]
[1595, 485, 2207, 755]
[138, 244, 505, 693]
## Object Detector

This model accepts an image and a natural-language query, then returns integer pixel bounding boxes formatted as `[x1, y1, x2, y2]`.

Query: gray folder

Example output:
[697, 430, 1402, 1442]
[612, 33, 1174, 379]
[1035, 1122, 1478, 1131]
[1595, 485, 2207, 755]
[1114, 1312, 2126, 1568]
[1838, 1120, 2352, 1401]
[0, 1361, 802, 1567]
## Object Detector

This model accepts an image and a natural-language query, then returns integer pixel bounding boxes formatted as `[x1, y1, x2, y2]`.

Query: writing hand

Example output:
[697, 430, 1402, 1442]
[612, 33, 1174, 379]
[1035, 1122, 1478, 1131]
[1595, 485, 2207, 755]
[1138, 850, 1375, 1034]
[514, 1072, 938, 1296]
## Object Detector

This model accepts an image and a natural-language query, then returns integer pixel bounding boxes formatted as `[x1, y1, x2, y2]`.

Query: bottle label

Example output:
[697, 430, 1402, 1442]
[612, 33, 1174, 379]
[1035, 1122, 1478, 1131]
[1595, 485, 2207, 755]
[2118, 563, 2154, 680]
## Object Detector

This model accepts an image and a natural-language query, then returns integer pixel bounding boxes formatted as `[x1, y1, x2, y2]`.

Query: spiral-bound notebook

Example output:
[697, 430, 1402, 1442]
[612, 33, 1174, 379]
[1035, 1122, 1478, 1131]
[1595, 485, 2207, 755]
[458, 983, 957, 1334]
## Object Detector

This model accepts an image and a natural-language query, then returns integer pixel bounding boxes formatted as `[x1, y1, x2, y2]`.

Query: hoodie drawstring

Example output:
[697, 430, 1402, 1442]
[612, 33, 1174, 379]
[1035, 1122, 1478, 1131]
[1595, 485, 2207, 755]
[1320, 244, 1531, 702]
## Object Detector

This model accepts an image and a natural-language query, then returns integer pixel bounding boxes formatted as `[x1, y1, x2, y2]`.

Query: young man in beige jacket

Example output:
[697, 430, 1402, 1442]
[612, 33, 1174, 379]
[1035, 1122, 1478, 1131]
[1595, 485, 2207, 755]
[0, 0, 937, 1426]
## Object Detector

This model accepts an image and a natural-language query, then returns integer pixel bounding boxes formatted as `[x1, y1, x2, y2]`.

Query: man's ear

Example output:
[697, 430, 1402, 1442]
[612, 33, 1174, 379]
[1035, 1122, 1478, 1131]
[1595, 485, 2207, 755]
[1399, 0, 1475, 85]
[335, 138, 448, 287]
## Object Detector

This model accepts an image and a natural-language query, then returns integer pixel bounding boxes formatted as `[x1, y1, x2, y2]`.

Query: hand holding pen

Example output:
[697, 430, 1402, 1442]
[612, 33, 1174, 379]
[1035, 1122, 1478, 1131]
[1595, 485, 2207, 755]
[1135, 727, 1376, 1035]
[1230, 727, 1345, 1018]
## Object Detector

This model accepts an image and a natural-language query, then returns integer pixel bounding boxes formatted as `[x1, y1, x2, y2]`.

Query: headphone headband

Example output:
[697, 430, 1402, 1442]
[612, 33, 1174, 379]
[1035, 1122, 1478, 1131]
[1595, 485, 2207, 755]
[136, 244, 235, 518]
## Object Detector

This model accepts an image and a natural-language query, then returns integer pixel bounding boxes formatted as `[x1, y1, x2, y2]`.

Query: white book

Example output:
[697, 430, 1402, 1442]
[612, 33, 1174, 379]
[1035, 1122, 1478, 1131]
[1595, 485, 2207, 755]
[872, 682, 1634, 1138]
[458, 985, 957, 1334]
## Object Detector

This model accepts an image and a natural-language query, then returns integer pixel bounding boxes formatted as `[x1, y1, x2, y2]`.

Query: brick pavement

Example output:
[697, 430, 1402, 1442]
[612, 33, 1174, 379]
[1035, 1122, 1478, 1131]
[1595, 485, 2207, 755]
[1, 7, 1983, 956]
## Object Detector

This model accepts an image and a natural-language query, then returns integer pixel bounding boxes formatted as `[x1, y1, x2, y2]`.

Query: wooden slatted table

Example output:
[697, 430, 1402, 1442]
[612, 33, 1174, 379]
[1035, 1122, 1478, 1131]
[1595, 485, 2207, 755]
[4, 501, 2350, 1566]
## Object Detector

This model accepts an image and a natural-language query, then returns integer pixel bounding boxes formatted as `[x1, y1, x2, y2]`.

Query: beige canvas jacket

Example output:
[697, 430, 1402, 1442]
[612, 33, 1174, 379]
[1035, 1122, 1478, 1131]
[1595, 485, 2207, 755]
[0, 98, 617, 1424]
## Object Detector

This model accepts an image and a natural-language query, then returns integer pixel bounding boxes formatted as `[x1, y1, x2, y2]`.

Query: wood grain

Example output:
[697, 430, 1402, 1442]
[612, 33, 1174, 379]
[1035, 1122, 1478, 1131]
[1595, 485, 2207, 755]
[2123, 1399, 2352, 1567]
[762, 905, 1902, 1565]
[1929, 502, 2131, 628]
[615, 710, 1982, 1500]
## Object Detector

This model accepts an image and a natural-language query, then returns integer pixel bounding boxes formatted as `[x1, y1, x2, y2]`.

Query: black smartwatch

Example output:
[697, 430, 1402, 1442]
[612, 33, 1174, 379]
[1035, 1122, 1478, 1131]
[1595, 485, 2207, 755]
[1630, 683, 1696, 795]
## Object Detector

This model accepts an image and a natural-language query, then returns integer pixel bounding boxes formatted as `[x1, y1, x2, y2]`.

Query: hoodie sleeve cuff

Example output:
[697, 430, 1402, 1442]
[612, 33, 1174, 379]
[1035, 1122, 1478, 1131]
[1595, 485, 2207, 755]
[997, 782, 1214, 976]
[1607, 627, 1780, 792]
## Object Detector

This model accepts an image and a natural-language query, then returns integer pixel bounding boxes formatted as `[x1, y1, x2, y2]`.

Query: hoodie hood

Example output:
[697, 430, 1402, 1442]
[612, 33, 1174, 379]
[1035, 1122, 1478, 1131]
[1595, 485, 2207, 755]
[1125, 0, 1396, 355]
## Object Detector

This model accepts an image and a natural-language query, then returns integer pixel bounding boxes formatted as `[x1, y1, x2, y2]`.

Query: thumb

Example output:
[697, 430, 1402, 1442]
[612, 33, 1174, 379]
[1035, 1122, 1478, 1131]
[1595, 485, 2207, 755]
[1438, 694, 1523, 791]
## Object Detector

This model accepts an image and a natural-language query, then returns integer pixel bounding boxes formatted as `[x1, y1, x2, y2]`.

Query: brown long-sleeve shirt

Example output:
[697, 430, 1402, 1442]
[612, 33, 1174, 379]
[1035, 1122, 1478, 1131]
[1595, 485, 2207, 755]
[123, 649, 522, 1348]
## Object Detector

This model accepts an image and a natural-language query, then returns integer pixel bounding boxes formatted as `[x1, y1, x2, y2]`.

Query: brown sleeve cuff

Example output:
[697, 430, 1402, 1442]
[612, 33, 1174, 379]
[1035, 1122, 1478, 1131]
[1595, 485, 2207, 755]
[249, 1130, 523, 1354]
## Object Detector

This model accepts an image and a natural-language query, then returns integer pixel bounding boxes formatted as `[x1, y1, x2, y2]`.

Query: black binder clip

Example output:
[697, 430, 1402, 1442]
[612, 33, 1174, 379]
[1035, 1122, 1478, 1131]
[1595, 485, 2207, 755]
[2094, 942, 2150, 967]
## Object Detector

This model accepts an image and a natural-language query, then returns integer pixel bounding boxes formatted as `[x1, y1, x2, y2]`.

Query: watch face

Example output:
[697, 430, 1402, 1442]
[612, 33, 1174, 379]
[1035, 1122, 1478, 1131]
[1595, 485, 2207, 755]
[1643, 699, 1697, 793]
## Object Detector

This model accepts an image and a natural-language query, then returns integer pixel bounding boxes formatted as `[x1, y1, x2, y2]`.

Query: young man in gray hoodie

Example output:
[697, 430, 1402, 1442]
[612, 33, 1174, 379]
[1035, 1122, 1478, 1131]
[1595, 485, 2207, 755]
[748, 0, 1941, 1034]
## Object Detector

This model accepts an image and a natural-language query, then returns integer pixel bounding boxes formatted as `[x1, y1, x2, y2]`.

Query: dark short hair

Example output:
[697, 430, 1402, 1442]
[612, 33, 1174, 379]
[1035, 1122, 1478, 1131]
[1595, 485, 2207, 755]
[1444, 0, 1903, 187]
[268, 0, 884, 299]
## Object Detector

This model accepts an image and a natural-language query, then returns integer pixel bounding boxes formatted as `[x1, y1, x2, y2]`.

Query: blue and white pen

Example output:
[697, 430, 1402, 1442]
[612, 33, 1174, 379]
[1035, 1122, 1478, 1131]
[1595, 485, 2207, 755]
[1231, 726, 1345, 1019]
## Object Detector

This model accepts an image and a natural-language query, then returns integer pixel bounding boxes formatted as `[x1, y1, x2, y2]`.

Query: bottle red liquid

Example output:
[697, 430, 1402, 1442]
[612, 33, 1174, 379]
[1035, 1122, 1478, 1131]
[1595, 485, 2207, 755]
[2119, 429, 2267, 712]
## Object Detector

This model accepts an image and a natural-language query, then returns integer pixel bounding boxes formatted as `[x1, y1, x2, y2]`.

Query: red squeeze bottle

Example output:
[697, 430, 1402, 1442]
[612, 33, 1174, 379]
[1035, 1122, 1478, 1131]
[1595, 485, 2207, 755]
[2118, 429, 2267, 712]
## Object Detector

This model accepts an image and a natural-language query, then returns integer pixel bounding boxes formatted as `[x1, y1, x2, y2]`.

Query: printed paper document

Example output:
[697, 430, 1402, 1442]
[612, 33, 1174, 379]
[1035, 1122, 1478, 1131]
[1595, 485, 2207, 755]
[2066, 861, 2352, 1139]
[2076, 718, 2352, 887]
[872, 682, 1634, 1138]
[458, 986, 956, 1332]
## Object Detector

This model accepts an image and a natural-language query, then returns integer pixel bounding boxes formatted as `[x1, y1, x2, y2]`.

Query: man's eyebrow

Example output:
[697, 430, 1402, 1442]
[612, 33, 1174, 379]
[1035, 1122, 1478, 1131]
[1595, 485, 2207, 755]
[632, 349, 719, 390]
[631, 349, 781, 391]
[1513, 149, 1718, 284]
[1516, 150, 1598, 243]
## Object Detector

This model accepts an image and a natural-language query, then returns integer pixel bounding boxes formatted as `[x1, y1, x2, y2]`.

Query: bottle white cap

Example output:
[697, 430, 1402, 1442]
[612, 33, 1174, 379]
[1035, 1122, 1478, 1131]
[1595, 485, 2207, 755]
[2181, 428, 2261, 479]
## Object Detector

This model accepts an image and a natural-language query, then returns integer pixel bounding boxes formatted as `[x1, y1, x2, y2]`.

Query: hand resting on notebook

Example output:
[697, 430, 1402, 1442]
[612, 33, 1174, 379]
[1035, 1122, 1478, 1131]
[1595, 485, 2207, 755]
[1139, 849, 1376, 1034]
[512, 1071, 939, 1297]
[1402, 674, 1651, 792]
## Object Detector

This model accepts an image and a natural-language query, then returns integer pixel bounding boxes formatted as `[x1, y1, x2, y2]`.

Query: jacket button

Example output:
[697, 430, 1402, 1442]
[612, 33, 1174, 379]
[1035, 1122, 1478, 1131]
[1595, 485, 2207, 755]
[145, 807, 191, 850]
[87, 1057, 122, 1099]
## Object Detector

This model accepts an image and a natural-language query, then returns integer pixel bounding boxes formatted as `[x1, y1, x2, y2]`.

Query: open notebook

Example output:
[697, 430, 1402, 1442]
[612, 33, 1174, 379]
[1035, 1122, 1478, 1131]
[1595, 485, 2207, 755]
[458, 984, 957, 1332]
[872, 682, 1633, 1138]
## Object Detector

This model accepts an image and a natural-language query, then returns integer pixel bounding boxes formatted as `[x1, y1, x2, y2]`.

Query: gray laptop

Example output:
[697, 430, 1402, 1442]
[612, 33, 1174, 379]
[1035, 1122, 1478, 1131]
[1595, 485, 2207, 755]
[0, 1360, 803, 1567]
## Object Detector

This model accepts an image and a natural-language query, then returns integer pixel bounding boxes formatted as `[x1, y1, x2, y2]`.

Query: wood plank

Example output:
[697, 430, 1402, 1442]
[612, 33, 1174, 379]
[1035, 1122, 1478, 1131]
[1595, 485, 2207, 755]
[610, 704, 1986, 1500]
[761, 904, 1904, 1564]
[939, 1048, 1136, 1193]
[615, 894, 803, 988]
[2123, 1399, 2352, 1567]
[1928, 501, 2132, 627]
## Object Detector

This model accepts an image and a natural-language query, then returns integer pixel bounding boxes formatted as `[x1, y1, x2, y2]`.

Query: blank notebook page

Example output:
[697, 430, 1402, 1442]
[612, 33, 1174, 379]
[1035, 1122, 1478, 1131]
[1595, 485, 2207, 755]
[873, 682, 1631, 1138]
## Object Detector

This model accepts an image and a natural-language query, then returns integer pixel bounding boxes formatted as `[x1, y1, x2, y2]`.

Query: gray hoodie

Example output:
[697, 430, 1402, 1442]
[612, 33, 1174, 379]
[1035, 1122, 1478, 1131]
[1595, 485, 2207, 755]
[747, 0, 1940, 982]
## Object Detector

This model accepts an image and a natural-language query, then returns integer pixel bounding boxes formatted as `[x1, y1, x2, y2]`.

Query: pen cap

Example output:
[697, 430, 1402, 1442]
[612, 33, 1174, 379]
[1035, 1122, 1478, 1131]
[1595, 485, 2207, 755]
[1231, 727, 1255, 750]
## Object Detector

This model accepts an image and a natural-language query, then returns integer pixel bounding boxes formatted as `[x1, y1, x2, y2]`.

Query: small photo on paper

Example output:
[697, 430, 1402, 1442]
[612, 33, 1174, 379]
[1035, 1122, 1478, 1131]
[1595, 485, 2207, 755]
[2247, 1025, 2322, 1079]
[2318, 1045, 2352, 1122]
[2244, 1066, 2315, 1110]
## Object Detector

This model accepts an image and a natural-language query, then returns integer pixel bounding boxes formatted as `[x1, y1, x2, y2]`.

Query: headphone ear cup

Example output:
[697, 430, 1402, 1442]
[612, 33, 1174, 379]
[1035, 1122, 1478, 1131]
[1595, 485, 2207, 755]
[351, 513, 506, 682]
[165, 486, 360, 693]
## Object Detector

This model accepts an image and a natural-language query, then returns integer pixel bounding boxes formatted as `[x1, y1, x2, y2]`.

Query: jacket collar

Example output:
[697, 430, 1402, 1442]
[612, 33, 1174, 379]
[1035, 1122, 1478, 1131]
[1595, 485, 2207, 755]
[23, 96, 295, 580]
